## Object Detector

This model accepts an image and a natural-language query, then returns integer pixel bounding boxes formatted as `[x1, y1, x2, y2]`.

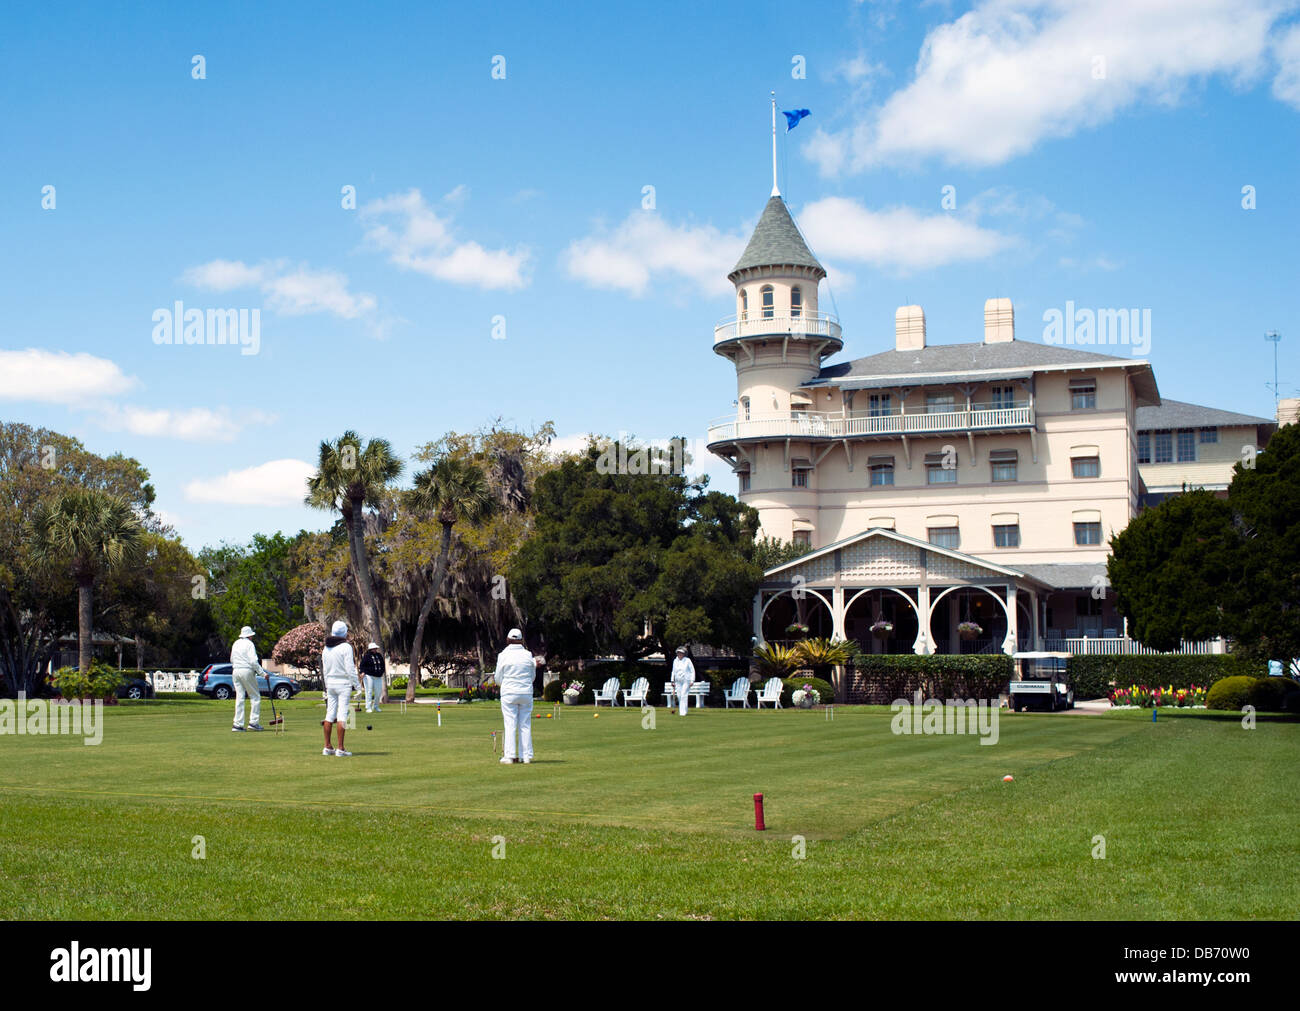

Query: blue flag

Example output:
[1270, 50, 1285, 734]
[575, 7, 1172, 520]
[783, 108, 811, 131]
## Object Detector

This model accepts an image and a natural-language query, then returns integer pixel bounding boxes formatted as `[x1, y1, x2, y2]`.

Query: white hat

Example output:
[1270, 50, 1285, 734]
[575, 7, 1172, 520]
[330, 620, 348, 637]
[239, 626, 255, 638]
[507, 628, 524, 641]
[675, 646, 686, 654]
[368, 642, 380, 651]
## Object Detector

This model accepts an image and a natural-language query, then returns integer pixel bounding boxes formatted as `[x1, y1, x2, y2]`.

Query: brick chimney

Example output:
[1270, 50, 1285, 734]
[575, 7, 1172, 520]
[984, 297, 1014, 343]
[895, 305, 926, 352]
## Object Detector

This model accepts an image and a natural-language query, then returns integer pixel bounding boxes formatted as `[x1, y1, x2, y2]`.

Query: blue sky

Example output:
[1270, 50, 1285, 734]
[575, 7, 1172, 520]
[3, 0, 1298, 550]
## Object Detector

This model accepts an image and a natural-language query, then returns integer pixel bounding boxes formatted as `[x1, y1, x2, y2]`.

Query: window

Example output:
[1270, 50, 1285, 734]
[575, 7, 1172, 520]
[792, 469, 809, 488]
[926, 392, 955, 414]
[928, 527, 960, 549]
[1074, 522, 1102, 546]
[1070, 380, 1096, 410]
[740, 397, 750, 420]
[1177, 429, 1196, 462]
[739, 472, 750, 493]
[792, 530, 811, 547]
[739, 289, 748, 320]
[1137, 433, 1151, 463]
[990, 386, 1014, 409]
[989, 450, 1018, 483]
[1072, 456, 1100, 479]
[868, 393, 892, 417]
[761, 285, 774, 319]
[1199, 427, 1218, 444]
[868, 457, 894, 486]
[790, 286, 802, 317]
[1154, 431, 1173, 463]
[992, 524, 1020, 548]
[926, 462, 957, 485]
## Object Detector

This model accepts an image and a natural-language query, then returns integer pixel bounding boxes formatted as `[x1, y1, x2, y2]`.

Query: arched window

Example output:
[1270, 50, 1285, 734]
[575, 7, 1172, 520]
[739, 288, 748, 320]
[740, 397, 750, 420]
[790, 286, 802, 317]
[761, 285, 774, 319]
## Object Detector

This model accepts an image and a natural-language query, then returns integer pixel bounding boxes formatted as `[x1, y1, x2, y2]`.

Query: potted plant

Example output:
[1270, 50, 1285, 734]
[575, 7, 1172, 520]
[791, 684, 820, 709]
[870, 619, 893, 640]
[784, 622, 810, 640]
[957, 621, 983, 641]
[561, 681, 584, 705]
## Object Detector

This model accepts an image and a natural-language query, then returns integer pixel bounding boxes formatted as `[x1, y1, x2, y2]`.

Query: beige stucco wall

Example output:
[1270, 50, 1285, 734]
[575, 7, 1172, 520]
[734, 274, 820, 321]
[1138, 423, 1261, 491]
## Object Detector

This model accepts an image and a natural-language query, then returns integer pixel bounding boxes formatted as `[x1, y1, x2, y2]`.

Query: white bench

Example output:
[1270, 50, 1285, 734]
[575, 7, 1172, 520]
[663, 681, 710, 708]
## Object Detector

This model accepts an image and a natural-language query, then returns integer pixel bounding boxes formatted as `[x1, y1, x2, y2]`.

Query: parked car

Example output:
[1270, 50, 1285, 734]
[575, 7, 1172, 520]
[197, 664, 301, 701]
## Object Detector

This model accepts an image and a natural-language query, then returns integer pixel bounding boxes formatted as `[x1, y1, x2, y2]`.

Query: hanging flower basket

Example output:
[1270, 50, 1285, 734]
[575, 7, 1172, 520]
[957, 622, 983, 641]
[785, 623, 810, 640]
[870, 620, 894, 640]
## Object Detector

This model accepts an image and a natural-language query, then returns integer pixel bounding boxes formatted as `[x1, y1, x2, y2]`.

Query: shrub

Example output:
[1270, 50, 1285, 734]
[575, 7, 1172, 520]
[1205, 676, 1256, 711]
[780, 677, 834, 707]
[850, 654, 1012, 702]
[542, 679, 564, 703]
[794, 637, 853, 668]
[1249, 677, 1296, 712]
[271, 622, 366, 675]
[752, 644, 801, 679]
[389, 676, 408, 692]
[1068, 654, 1258, 700]
[52, 661, 124, 700]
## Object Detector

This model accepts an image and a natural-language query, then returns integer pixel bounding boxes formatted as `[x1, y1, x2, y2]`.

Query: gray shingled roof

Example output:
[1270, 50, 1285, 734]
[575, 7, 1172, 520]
[1135, 398, 1274, 431]
[1016, 563, 1107, 590]
[810, 339, 1142, 384]
[730, 196, 825, 278]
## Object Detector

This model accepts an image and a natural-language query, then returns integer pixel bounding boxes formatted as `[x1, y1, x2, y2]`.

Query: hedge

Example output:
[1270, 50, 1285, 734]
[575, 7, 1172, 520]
[849, 654, 1012, 703]
[780, 676, 835, 707]
[1206, 676, 1300, 712]
[1067, 654, 1260, 701]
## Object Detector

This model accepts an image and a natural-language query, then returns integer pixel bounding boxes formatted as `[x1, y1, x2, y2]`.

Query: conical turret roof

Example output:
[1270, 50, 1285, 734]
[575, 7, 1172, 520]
[729, 196, 825, 280]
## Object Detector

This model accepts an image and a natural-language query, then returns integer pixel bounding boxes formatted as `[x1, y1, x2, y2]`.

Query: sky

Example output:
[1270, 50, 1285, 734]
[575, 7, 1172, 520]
[2, 0, 1298, 551]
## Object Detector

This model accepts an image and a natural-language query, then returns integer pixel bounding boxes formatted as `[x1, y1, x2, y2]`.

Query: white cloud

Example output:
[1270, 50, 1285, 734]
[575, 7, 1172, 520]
[183, 459, 316, 507]
[95, 405, 278, 442]
[809, 0, 1296, 172]
[0, 349, 138, 403]
[182, 260, 376, 318]
[564, 213, 747, 297]
[1273, 21, 1300, 105]
[799, 197, 1016, 273]
[361, 189, 530, 291]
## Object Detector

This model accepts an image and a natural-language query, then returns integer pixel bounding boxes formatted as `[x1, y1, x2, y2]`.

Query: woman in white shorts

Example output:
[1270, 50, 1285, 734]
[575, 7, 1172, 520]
[321, 620, 362, 757]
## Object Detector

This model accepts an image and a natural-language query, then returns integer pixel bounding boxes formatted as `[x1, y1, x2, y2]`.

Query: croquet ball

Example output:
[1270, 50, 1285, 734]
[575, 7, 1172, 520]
[1002, 775, 1014, 782]
[366, 725, 373, 731]
[593, 713, 599, 719]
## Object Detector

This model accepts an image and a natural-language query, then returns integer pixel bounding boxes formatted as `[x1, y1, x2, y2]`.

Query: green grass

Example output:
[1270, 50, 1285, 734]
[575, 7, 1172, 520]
[0, 699, 1295, 919]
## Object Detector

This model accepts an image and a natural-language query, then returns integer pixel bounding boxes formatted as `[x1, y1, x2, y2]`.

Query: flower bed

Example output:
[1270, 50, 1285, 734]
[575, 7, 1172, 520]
[1109, 684, 1207, 709]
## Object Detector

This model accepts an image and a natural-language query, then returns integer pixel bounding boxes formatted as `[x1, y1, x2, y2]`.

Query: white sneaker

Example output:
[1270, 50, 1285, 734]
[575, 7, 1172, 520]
[322, 747, 332, 756]
[334, 749, 352, 757]
[499, 757, 513, 765]
[522, 758, 532, 764]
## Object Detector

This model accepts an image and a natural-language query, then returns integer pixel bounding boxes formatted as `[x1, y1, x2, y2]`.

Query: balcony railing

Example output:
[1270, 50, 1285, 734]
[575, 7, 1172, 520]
[714, 312, 842, 345]
[707, 405, 1035, 444]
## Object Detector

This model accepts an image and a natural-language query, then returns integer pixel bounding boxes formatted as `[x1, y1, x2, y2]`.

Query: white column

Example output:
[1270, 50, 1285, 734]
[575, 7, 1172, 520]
[1003, 584, 1018, 655]
[914, 586, 931, 654]
[832, 585, 846, 641]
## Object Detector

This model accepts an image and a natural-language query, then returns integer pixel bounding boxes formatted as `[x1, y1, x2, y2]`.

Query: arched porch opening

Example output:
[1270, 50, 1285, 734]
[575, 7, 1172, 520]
[761, 588, 833, 645]
[928, 586, 1009, 655]
[843, 587, 921, 655]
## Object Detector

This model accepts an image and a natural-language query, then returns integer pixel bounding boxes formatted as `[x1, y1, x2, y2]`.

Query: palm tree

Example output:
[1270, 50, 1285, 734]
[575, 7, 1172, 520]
[27, 488, 145, 673]
[405, 457, 493, 702]
[305, 431, 402, 658]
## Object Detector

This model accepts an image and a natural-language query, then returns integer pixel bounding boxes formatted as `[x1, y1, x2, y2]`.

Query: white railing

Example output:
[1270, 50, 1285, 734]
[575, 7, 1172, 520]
[707, 406, 1035, 444]
[1042, 637, 1226, 656]
[713, 312, 842, 344]
[148, 670, 200, 692]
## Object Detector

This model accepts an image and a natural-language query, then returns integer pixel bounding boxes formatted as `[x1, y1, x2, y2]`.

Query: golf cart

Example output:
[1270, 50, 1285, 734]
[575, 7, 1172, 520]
[1009, 652, 1074, 712]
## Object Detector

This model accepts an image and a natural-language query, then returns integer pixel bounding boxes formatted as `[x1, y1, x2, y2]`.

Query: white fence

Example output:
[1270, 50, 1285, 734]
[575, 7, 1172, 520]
[1044, 637, 1226, 656]
[147, 671, 200, 692]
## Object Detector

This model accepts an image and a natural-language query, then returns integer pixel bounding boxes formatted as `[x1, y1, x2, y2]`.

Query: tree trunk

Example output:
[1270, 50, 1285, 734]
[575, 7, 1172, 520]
[406, 522, 454, 703]
[134, 636, 144, 669]
[347, 493, 383, 649]
[77, 577, 94, 675]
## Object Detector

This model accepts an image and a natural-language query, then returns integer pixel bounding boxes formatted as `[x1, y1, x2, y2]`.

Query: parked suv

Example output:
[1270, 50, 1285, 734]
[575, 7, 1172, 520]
[197, 664, 301, 701]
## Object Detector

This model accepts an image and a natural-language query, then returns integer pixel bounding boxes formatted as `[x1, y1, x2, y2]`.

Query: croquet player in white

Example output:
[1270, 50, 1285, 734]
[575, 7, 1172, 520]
[321, 621, 362, 757]
[496, 628, 536, 764]
[671, 646, 695, 716]
[230, 625, 264, 732]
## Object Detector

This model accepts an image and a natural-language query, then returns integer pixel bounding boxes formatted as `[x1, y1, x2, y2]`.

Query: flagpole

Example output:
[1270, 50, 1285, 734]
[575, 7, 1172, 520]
[770, 91, 780, 197]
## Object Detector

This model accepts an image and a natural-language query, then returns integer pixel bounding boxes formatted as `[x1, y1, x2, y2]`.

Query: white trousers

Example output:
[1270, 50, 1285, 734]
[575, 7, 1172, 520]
[364, 675, 384, 711]
[501, 693, 533, 761]
[233, 670, 261, 727]
[673, 678, 692, 716]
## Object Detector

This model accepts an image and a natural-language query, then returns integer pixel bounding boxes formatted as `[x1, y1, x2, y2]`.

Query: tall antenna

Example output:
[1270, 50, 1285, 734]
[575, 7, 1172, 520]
[1265, 330, 1282, 408]
[770, 91, 779, 198]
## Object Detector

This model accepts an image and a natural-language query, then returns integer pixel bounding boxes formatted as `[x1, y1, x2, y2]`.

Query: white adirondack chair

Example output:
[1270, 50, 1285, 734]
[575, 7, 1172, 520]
[592, 677, 620, 707]
[754, 677, 784, 709]
[723, 677, 752, 708]
[622, 676, 650, 707]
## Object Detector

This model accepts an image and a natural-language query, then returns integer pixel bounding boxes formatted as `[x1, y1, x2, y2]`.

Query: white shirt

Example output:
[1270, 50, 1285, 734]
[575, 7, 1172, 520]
[671, 656, 695, 684]
[495, 643, 536, 696]
[230, 636, 260, 676]
[321, 642, 361, 688]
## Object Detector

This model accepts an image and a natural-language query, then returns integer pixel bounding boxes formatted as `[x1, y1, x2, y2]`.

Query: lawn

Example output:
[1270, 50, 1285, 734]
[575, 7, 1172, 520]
[0, 699, 1295, 919]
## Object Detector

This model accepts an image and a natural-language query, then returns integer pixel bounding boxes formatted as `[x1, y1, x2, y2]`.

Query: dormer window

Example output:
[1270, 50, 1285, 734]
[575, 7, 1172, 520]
[739, 289, 748, 320]
[791, 286, 802, 317]
[761, 285, 774, 319]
